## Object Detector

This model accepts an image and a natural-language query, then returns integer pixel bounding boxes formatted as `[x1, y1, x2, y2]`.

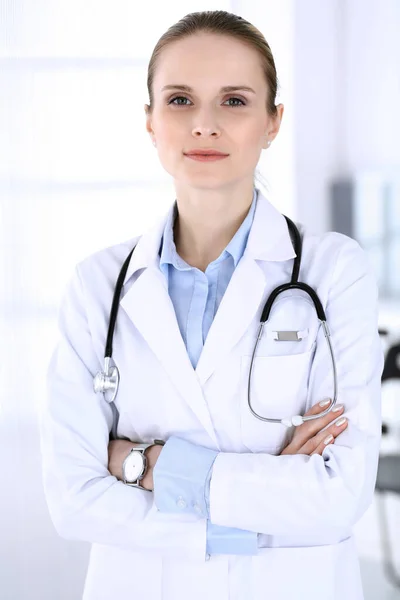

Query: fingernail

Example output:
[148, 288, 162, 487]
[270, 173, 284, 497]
[332, 404, 344, 412]
[335, 417, 347, 427]
[319, 399, 331, 407]
[323, 434, 333, 444]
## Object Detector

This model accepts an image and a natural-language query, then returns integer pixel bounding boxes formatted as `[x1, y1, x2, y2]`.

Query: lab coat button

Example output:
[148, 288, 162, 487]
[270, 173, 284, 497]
[176, 497, 187, 509]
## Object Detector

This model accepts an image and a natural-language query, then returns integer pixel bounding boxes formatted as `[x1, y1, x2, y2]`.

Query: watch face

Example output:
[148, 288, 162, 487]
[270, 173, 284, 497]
[124, 451, 145, 482]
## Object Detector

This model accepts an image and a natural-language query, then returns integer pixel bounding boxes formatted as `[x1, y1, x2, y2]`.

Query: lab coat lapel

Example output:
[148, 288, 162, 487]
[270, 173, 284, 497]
[119, 210, 220, 447]
[194, 255, 265, 386]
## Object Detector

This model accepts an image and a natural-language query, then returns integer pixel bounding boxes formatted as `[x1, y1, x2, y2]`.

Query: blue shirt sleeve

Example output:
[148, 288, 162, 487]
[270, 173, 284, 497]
[153, 436, 259, 556]
[153, 436, 217, 517]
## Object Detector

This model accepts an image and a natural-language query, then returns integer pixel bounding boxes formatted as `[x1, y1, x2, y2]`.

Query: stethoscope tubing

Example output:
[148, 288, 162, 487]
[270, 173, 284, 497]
[247, 320, 338, 427]
[93, 214, 338, 429]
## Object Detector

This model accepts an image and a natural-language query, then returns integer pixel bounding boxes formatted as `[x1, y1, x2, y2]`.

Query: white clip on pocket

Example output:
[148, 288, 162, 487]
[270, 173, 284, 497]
[267, 328, 309, 342]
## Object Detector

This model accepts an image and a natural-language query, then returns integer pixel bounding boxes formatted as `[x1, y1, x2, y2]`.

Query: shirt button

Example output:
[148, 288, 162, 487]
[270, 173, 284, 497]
[193, 503, 203, 516]
[176, 497, 187, 509]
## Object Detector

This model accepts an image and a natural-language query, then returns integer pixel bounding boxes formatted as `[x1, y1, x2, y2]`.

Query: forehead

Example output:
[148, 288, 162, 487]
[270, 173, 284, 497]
[154, 33, 264, 91]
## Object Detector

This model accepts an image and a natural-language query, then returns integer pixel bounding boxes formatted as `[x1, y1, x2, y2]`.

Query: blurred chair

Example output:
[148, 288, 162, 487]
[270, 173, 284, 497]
[375, 340, 400, 588]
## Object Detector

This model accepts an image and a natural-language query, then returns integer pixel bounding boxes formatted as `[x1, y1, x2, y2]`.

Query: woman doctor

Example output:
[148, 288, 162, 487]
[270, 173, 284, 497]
[40, 10, 384, 600]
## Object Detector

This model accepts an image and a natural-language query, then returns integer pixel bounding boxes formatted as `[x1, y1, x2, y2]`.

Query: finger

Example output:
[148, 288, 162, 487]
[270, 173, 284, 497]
[304, 399, 342, 418]
[310, 433, 335, 456]
[298, 427, 336, 456]
[292, 400, 344, 446]
[324, 415, 348, 438]
[310, 417, 348, 454]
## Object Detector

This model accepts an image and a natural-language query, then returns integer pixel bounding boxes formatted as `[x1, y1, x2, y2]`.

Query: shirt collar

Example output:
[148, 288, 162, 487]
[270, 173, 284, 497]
[159, 187, 258, 272]
[121, 188, 296, 288]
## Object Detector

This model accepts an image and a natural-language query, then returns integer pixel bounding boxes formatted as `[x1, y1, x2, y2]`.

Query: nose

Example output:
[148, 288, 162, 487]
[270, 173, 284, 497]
[191, 109, 221, 138]
[192, 127, 221, 141]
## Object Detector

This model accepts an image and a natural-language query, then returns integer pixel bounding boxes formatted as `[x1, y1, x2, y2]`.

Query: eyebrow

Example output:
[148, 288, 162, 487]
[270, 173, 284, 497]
[161, 84, 256, 94]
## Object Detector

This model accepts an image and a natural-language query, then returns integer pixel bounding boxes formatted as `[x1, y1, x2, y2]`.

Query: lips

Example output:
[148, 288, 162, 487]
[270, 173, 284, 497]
[185, 149, 229, 157]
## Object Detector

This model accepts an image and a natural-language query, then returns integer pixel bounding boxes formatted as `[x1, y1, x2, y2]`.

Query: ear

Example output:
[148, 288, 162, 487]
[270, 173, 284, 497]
[267, 103, 284, 143]
[144, 104, 155, 141]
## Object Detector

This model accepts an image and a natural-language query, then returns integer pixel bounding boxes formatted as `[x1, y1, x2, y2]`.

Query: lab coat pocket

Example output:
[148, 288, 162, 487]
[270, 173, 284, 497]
[239, 348, 315, 453]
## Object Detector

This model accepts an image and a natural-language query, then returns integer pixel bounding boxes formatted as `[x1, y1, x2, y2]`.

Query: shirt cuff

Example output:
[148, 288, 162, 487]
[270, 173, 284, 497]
[206, 521, 259, 555]
[153, 436, 218, 518]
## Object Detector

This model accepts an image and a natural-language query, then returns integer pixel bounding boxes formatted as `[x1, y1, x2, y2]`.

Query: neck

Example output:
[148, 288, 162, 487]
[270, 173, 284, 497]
[173, 181, 255, 271]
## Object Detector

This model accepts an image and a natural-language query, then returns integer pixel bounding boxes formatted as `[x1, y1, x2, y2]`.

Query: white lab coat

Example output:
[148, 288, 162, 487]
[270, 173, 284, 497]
[40, 189, 384, 600]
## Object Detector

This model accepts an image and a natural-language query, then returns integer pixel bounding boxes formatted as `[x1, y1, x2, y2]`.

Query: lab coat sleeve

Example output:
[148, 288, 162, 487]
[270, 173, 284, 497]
[207, 237, 384, 538]
[39, 265, 206, 560]
[153, 436, 259, 555]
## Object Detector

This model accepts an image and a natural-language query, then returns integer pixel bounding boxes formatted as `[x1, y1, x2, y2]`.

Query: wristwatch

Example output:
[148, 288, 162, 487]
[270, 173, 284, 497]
[122, 439, 165, 490]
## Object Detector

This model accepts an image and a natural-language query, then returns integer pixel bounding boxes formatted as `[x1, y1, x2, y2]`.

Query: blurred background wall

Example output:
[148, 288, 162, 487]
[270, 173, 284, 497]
[1, 1, 399, 598]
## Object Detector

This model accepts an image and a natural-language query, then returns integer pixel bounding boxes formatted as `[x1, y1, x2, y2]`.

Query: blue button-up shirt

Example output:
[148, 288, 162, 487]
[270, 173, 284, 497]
[152, 188, 259, 557]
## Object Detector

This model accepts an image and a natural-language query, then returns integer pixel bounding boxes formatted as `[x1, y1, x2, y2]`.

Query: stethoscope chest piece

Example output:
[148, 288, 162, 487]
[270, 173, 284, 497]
[93, 356, 120, 404]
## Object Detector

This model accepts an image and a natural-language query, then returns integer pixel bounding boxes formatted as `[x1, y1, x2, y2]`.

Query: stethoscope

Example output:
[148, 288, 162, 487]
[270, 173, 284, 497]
[93, 215, 338, 430]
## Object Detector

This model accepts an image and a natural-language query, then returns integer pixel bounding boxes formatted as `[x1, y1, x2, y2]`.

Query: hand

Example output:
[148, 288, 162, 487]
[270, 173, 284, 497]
[280, 400, 348, 456]
[108, 439, 163, 491]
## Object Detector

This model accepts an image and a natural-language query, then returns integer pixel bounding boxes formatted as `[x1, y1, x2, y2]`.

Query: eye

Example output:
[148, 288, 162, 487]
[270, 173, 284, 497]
[168, 96, 191, 106]
[224, 97, 246, 107]
[167, 95, 246, 107]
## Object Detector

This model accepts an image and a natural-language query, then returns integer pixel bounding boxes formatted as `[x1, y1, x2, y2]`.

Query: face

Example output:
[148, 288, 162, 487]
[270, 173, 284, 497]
[145, 33, 283, 190]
